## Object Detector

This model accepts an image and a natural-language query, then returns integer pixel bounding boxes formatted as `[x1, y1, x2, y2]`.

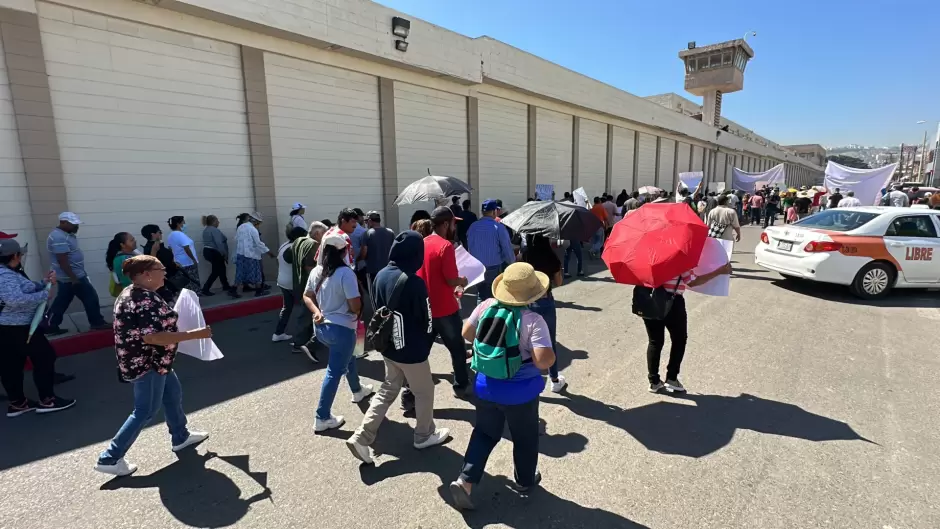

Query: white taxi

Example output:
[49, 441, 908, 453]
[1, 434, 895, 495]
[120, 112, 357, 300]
[754, 207, 940, 299]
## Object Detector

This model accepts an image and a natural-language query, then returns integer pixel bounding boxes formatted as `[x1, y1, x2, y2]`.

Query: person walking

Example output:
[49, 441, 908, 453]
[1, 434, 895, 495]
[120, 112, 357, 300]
[448, 263, 556, 510]
[643, 262, 732, 394]
[94, 255, 211, 476]
[45, 212, 108, 335]
[105, 232, 138, 290]
[316, 208, 358, 267]
[287, 203, 307, 235]
[417, 207, 470, 396]
[359, 211, 395, 304]
[0, 238, 76, 417]
[747, 192, 764, 226]
[272, 227, 308, 343]
[466, 199, 515, 303]
[141, 224, 181, 302]
[763, 191, 780, 228]
[305, 234, 374, 432]
[705, 195, 742, 242]
[165, 216, 201, 292]
[345, 231, 451, 464]
[521, 235, 567, 393]
[589, 197, 609, 258]
[887, 185, 910, 208]
[838, 191, 862, 208]
[201, 215, 238, 298]
[234, 212, 274, 296]
[456, 199, 477, 248]
[289, 221, 327, 361]
[827, 188, 843, 210]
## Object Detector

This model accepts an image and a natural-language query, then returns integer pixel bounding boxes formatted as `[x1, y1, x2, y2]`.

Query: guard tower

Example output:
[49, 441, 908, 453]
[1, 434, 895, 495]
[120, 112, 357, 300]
[678, 39, 754, 127]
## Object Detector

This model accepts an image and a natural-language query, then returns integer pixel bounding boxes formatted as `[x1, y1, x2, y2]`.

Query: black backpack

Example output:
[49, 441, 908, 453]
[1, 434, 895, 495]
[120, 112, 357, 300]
[365, 273, 408, 354]
[631, 277, 682, 320]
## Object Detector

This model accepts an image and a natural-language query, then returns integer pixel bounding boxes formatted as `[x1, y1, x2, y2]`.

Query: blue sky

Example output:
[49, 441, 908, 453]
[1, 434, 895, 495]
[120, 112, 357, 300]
[379, 0, 940, 148]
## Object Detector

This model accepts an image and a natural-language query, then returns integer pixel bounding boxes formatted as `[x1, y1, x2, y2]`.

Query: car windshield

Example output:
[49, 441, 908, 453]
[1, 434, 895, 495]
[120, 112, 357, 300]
[792, 210, 880, 232]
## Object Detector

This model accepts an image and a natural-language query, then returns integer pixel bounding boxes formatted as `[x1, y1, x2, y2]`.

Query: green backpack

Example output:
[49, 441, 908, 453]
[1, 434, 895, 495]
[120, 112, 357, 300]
[471, 303, 523, 379]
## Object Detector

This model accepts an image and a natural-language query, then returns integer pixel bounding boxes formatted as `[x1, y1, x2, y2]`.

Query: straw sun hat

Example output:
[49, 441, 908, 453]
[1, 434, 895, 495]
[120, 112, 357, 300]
[492, 263, 550, 306]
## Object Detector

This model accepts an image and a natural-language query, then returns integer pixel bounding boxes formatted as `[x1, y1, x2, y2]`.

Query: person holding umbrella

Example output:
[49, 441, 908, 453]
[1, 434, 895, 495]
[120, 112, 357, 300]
[602, 202, 731, 394]
[0, 238, 76, 417]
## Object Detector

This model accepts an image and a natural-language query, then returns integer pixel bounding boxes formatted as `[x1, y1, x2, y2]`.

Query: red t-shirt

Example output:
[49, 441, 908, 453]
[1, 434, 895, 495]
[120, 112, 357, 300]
[417, 233, 459, 318]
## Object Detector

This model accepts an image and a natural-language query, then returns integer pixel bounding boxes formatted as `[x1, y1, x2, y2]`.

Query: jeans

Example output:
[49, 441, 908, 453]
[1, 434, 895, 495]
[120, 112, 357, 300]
[275, 287, 295, 335]
[528, 295, 558, 380]
[0, 325, 56, 402]
[563, 242, 583, 275]
[350, 357, 436, 446]
[590, 227, 605, 254]
[315, 323, 362, 420]
[763, 206, 778, 228]
[476, 265, 502, 304]
[48, 276, 105, 328]
[459, 397, 540, 486]
[431, 312, 470, 388]
[643, 295, 688, 384]
[202, 248, 231, 292]
[98, 370, 189, 464]
[750, 208, 762, 225]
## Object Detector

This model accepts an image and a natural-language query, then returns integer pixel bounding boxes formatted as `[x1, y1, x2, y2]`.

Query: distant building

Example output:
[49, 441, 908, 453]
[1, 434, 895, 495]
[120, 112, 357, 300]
[784, 144, 827, 167]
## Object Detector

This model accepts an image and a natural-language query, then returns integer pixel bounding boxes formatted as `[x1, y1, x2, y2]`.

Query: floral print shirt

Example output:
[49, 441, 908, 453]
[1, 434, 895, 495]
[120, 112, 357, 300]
[113, 285, 179, 382]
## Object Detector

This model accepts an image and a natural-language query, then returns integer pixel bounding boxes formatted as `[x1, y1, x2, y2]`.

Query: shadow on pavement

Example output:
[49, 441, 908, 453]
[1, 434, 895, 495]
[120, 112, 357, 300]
[771, 277, 940, 308]
[100, 450, 271, 528]
[543, 392, 874, 458]
[553, 343, 588, 373]
[554, 300, 603, 312]
[434, 407, 588, 458]
[0, 312, 316, 471]
[359, 418, 647, 528]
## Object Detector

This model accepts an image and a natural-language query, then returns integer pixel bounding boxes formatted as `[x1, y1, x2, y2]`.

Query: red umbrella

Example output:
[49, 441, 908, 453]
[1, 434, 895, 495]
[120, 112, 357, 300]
[602, 203, 707, 287]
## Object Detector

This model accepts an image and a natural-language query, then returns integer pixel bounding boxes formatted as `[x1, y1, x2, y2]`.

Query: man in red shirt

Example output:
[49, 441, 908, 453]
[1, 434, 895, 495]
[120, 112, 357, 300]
[417, 207, 470, 395]
[315, 208, 358, 267]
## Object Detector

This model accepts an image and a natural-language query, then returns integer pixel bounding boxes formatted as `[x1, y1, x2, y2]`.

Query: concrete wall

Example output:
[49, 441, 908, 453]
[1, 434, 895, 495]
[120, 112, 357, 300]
[676, 142, 691, 174]
[477, 93, 527, 210]
[535, 107, 572, 194]
[610, 126, 635, 193]
[636, 132, 656, 188]
[577, 117, 606, 196]
[658, 137, 675, 191]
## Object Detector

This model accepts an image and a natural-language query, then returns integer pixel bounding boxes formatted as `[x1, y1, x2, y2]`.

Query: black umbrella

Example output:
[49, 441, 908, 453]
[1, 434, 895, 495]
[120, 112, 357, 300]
[500, 200, 603, 242]
[393, 174, 472, 206]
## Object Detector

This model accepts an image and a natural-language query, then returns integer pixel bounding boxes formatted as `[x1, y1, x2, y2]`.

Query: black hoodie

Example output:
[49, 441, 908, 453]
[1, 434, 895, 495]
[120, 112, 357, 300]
[372, 231, 432, 364]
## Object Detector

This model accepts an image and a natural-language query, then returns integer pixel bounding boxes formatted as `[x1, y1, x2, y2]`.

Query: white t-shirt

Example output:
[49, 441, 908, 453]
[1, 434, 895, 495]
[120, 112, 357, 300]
[838, 197, 862, 208]
[305, 265, 360, 329]
[166, 230, 197, 267]
[276, 242, 292, 289]
[290, 215, 306, 230]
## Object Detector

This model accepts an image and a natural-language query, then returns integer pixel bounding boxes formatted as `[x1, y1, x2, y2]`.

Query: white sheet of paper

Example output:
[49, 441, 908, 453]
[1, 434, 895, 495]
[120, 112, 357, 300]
[455, 245, 486, 288]
[173, 289, 224, 361]
[688, 239, 733, 297]
[535, 184, 554, 201]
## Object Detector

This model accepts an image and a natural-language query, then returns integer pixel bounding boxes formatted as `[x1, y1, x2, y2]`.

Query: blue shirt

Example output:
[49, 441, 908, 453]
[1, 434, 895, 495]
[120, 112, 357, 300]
[351, 224, 367, 269]
[0, 266, 48, 326]
[466, 217, 515, 268]
[46, 228, 86, 279]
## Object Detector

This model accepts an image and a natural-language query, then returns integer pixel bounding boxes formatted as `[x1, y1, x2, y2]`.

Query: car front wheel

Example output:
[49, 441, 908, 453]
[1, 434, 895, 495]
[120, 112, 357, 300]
[851, 262, 895, 299]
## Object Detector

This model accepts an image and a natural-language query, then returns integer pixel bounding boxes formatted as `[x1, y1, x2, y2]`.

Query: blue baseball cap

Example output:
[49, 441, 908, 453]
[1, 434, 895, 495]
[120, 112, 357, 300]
[482, 199, 499, 212]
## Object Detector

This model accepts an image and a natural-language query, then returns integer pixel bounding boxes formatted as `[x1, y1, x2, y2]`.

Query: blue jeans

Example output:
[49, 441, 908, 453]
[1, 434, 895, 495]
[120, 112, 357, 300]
[477, 265, 502, 304]
[315, 322, 362, 420]
[98, 370, 189, 464]
[564, 242, 583, 275]
[529, 295, 558, 380]
[590, 228, 604, 254]
[48, 276, 105, 328]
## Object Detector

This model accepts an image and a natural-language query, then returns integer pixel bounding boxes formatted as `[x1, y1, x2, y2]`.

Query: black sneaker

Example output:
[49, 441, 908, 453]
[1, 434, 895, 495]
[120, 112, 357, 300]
[36, 396, 76, 414]
[512, 471, 542, 493]
[649, 381, 665, 393]
[227, 288, 242, 299]
[7, 399, 37, 417]
[45, 327, 68, 337]
[199, 290, 216, 297]
[53, 372, 76, 385]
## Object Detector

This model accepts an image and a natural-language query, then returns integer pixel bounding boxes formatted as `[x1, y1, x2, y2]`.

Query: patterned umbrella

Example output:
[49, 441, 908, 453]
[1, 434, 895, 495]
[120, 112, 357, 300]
[393, 174, 472, 206]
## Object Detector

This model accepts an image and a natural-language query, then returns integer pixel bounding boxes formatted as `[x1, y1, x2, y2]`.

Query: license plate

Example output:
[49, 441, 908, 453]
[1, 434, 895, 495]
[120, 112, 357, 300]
[777, 241, 792, 251]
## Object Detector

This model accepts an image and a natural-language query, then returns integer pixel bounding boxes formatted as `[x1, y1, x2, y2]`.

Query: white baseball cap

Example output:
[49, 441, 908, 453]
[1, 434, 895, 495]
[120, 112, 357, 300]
[321, 232, 348, 250]
[59, 212, 82, 224]
[292, 202, 306, 210]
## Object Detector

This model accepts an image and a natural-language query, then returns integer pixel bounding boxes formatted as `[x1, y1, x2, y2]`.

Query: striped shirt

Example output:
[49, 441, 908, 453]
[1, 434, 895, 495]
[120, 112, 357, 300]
[466, 217, 515, 268]
[665, 270, 695, 296]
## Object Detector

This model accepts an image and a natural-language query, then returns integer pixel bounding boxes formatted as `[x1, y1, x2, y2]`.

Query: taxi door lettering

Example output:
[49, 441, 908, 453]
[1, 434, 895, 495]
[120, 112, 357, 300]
[905, 247, 934, 261]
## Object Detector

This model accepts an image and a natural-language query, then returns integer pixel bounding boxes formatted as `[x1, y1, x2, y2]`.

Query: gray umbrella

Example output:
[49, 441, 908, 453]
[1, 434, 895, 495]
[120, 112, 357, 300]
[500, 200, 603, 242]
[393, 174, 472, 206]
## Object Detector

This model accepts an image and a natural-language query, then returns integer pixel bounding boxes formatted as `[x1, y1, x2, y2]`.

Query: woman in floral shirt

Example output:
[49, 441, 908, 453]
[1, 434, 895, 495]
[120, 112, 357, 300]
[95, 255, 212, 477]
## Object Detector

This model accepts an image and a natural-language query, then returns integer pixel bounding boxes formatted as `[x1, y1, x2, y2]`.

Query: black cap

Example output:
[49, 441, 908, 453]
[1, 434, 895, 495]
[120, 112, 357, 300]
[431, 206, 460, 225]
[367, 211, 381, 222]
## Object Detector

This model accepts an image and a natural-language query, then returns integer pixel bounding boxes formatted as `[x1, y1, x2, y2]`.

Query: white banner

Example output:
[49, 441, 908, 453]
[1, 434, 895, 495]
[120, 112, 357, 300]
[675, 171, 704, 201]
[731, 164, 786, 192]
[573, 187, 588, 208]
[824, 161, 897, 206]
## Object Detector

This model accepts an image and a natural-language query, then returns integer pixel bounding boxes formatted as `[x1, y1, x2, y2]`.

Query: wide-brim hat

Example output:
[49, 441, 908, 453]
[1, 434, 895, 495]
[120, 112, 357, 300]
[491, 262, 549, 306]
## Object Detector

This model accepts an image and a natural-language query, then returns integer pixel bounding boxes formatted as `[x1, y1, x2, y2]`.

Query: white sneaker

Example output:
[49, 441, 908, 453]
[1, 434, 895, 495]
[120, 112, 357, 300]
[172, 431, 209, 452]
[550, 375, 567, 393]
[664, 379, 687, 393]
[346, 439, 374, 464]
[353, 349, 369, 359]
[271, 333, 292, 343]
[94, 458, 138, 477]
[351, 384, 375, 403]
[315, 415, 345, 432]
[414, 428, 451, 449]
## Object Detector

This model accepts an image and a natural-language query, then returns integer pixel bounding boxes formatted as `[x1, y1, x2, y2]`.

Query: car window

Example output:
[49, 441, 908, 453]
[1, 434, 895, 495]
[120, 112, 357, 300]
[884, 215, 938, 238]
[792, 210, 879, 232]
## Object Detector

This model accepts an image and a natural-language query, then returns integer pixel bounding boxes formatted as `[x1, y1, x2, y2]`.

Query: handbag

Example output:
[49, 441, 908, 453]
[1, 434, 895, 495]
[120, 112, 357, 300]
[707, 221, 728, 239]
[632, 277, 682, 320]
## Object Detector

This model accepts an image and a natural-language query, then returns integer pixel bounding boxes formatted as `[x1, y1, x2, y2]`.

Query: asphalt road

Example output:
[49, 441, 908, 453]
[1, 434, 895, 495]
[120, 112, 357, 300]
[2, 227, 939, 529]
